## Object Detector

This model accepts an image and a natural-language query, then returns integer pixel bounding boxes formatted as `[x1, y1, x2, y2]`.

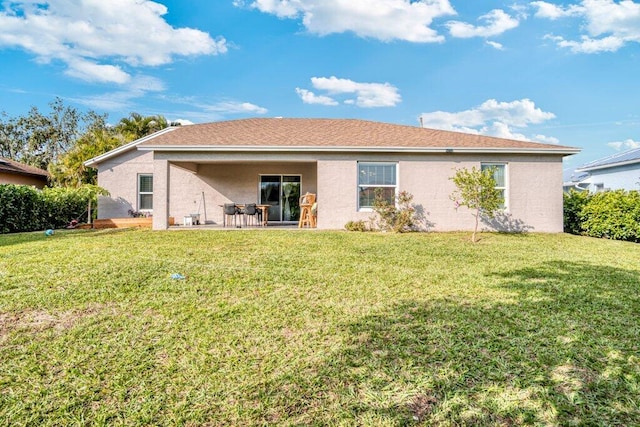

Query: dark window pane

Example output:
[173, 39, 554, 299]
[358, 163, 396, 186]
[139, 194, 153, 210]
[139, 175, 153, 193]
[359, 186, 395, 208]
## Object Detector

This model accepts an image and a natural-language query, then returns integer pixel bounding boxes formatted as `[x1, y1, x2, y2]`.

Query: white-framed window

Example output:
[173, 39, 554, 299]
[358, 162, 397, 209]
[481, 163, 507, 209]
[138, 174, 153, 211]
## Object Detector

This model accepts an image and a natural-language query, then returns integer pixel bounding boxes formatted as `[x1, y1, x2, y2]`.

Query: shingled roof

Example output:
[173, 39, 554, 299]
[0, 157, 50, 178]
[139, 118, 578, 152]
[86, 118, 579, 166]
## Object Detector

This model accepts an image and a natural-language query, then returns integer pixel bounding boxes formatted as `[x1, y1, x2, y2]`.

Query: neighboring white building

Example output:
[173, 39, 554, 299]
[574, 148, 640, 192]
[84, 118, 580, 232]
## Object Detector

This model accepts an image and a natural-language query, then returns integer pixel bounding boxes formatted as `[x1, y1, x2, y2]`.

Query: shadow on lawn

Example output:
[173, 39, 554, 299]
[256, 261, 640, 425]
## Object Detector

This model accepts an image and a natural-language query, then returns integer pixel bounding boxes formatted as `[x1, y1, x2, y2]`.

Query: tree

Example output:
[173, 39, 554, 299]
[117, 112, 168, 141]
[0, 113, 21, 160]
[0, 98, 106, 171]
[450, 166, 503, 242]
[48, 127, 127, 187]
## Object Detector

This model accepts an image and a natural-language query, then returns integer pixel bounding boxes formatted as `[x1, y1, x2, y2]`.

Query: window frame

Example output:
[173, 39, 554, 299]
[481, 162, 508, 210]
[357, 162, 398, 211]
[137, 173, 153, 212]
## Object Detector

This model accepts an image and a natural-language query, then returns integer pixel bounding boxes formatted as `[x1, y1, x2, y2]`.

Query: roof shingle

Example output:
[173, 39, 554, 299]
[0, 157, 50, 178]
[139, 118, 579, 152]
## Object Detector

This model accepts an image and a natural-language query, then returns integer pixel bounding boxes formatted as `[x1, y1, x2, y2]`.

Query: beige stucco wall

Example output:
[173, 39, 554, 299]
[0, 172, 48, 188]
[317, 153, 564, 232]
[96, 149, 155, 218]
[95, 148, 565, 232]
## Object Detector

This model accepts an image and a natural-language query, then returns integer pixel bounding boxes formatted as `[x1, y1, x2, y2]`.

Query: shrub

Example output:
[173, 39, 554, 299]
[371, 189, 417, 233]
[580, 190, 640, 242]
[0, 185, 44, 233]
[0, 184, 106, 234]
[563, 189, 591, 235]
[41, 187, 92, 229]
[344, 220, 368, 232]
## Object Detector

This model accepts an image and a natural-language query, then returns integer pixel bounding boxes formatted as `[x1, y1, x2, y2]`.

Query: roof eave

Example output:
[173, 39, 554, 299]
[576, 158, 640, 172]
[138, 145, 581, 155]
[83, 127, 178, 168]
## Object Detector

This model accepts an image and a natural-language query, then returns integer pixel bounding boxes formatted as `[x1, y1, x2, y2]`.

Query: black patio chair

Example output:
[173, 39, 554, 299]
[223, 203, 240, 227]
[243, 203, 261, 226]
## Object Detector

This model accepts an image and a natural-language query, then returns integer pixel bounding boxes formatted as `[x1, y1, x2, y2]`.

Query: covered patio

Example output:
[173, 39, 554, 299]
[150, 156, 318, 230]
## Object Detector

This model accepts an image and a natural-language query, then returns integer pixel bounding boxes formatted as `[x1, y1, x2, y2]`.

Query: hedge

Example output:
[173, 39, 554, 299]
[0, 184, 93, 234]
[564, 189, 640, 243]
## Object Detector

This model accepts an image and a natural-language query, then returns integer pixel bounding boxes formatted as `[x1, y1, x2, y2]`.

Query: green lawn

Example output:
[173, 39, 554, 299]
[1, 229, 639, 426]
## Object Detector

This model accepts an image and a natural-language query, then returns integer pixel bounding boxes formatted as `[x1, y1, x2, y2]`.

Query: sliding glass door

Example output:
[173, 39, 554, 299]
[260, 175, 301, 222]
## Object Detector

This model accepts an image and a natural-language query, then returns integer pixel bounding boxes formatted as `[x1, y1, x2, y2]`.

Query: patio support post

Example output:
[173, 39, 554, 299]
[152, 158, 170, 230]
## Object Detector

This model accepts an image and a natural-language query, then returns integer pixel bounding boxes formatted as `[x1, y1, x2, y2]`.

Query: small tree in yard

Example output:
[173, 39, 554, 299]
[450, 166, 502, 242]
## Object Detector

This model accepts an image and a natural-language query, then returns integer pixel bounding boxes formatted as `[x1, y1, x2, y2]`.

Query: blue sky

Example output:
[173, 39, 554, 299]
[1, 0, 639, 169]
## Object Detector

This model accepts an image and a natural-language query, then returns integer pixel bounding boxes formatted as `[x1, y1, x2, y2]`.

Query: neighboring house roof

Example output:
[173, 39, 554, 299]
[0, 157, 50, 179]
[85, 118, 580, 166]
[563, 168, 590, 191]
[576, 147, 640, 172]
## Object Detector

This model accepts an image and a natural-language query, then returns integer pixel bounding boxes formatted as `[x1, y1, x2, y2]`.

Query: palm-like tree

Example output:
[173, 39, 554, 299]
[117, 113, 168, 141]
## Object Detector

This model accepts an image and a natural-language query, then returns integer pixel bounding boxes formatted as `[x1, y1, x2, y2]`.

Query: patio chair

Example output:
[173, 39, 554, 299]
[243, 203, 261, 226]
[223, 203, 240, 227]
[298, 192, 316, 228]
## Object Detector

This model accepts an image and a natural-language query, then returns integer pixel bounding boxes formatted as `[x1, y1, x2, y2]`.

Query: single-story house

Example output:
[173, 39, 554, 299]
[84, 118, 580, 232]
[0, 157, 49, 188]
[573, 147, 640, 192]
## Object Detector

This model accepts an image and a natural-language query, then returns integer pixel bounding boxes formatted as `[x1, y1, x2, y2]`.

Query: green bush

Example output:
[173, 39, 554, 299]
[0, 184, 97, 234]
[0, 185, 43, 233]
[41, 187, 92, 229]
[563, 189, 591, 235]
[371, 189, 417, 233]
[580, 190, 640, 242]
[344, 220, 368, 232]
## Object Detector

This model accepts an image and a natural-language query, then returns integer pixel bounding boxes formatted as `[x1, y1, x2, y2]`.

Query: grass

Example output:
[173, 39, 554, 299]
[0, 228, 639, 426]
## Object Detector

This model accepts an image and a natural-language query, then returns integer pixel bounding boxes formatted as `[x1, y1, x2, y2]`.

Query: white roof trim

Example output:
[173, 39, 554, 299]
[83, 127, 179, 167]
[138, 144, 580, 155]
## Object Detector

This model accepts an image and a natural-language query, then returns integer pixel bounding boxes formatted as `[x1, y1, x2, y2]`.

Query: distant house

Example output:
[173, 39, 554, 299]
[574, 147, 640, 192]
[84, 118, 580, 232]
[0, 157, 49, 188]
[563, 169, 590, 193]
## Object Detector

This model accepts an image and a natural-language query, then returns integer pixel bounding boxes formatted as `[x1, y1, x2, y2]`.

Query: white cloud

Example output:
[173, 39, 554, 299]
[200, 101, 268, 115]
[533, 134, 561, 144]
[531, 1, 584, 19]
[419, 98, 558, 143]
[236, 0, 457, 42]
[72, 75, 167, 111]
[608, 138, 640, 150]
[546, 34, 626, 53]
[297, 76, 401, 108]
[447, 9, 519, 38]
[486, 40, 505, 50]
[0, 0, 226, 84]
[295, 88, 339, 106]
[533, 0, 640, 53]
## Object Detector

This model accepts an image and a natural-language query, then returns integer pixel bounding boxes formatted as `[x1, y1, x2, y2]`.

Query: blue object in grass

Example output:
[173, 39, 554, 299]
[45, 229, 54, 236]
[171, 273, 185, 280]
